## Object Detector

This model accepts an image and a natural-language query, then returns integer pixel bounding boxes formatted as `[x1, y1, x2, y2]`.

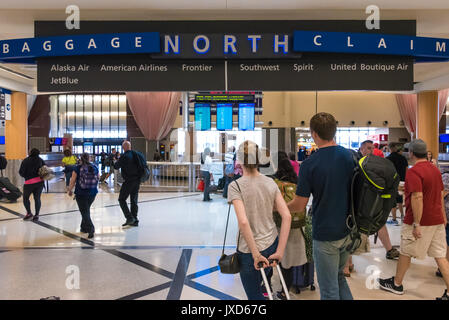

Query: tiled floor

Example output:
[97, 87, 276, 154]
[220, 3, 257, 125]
[0, 192, 447, 300]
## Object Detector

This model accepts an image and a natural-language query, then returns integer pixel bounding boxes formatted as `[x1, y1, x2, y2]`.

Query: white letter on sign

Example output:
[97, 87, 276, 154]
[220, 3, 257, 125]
[43, 41, 52, 51]
[111, 38, 120, 48]
[313, 35, 322, 46]
[65, 39, 74, 50]
[224, 35, 237, 54]
[247, 35, 261, 53]
[193, 35, 210, 54]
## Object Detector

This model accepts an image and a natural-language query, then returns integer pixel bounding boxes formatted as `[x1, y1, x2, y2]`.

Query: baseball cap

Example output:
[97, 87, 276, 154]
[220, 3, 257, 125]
[404, 139, 427, 154]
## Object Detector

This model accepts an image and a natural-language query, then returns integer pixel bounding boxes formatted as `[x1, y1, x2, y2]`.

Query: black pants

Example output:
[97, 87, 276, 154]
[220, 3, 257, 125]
[200, 170, 211, 201]
[119, 179, 140, 221]
[75, 195, 96, 234]
[23, 182, 44, 215]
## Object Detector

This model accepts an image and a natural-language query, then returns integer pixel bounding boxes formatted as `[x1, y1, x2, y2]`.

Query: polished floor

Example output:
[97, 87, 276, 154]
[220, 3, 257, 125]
[0, 192, 447, 300]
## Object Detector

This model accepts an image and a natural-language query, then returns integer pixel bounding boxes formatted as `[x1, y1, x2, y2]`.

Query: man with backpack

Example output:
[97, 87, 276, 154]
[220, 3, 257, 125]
[359, 140, 400, 260]
[287, 112, 354, 300]
[114, 141, 148, 227]
[379, 139, 449, 300]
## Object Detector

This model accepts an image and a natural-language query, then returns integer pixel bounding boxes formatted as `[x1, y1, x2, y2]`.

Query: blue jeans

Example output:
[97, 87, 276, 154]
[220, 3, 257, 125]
[313, 234, 353, 300]
[237, 238, 278, 300]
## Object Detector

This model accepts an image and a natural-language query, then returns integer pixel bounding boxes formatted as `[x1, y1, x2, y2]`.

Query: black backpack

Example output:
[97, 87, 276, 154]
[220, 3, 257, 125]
[132, 150, 150, 183]
[346, 152, 400, 253]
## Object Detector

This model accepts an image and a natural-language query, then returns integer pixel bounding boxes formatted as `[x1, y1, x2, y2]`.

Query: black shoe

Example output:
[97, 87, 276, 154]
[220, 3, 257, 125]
[378, 277, 404, 295]
[436, 289, 449, 300]
[88, 233, 94, 239]
[130, 220, 139, 227]
[436, 269, 443, 278]
[386, 248, 400, 260]
[23, 213, 33, 221]
[276, 291, 287, 300]
[122, 220, 134, 227]
[32, 215, 39, 222]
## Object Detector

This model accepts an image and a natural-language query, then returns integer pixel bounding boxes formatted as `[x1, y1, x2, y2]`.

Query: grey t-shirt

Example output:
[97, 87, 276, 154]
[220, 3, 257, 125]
[227, 174, 281, 253]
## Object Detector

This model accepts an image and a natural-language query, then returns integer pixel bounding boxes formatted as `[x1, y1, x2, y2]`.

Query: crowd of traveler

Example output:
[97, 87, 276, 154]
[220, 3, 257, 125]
[13, 111, 449, 301]
[19, 141, 146, 238]
[223, 112, 448, 301]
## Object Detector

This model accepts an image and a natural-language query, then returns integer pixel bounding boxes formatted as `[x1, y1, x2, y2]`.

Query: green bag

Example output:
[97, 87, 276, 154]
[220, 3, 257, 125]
[273, 178, 306, 229]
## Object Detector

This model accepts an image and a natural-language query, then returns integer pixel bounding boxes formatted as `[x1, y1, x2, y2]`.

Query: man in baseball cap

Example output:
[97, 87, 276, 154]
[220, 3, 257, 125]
[379, 139, 449, 300]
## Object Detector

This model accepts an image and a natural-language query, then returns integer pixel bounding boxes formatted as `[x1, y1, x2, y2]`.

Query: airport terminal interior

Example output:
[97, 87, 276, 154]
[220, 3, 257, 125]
[1, 1, 449, 301]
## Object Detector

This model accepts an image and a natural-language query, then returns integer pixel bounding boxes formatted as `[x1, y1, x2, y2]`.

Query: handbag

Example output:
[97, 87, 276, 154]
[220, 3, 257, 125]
[197, 179, 205, 192]
[38, 165, 55, 181]
[218, 180, 242, 274]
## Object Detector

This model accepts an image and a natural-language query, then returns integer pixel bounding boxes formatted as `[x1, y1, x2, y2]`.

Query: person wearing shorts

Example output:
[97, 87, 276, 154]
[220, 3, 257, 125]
[379, 139, 449, 300]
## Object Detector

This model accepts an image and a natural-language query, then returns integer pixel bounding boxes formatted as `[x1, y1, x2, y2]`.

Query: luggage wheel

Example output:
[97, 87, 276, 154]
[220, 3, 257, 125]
[311, 285, 316, 291]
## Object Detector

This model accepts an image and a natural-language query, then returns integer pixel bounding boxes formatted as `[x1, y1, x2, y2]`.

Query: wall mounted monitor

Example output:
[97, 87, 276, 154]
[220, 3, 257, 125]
[238, 103, 255, 131]
[54, 138, 62, 145]
[216, 103, 233, 131]
[194, 103, 211, 131]
[0, 136, 4, 145]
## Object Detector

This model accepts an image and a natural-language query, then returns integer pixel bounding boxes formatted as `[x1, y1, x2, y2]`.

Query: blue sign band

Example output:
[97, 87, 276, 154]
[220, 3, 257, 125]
[293, 31, 449, 60]
[0, 32, 160, 62]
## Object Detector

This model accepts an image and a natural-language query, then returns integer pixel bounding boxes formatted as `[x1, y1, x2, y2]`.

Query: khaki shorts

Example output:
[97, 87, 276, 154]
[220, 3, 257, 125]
[400, 224, 448, 260]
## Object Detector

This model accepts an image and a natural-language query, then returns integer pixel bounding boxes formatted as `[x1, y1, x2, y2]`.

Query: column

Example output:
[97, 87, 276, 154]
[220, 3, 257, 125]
[6, 91, 27, 160]
[416, 91, 439, 157]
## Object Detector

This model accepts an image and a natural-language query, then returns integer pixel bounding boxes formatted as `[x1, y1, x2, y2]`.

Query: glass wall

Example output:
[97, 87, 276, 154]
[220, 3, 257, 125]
[335, 127, 379, 150]
[49, 94, 127, 139]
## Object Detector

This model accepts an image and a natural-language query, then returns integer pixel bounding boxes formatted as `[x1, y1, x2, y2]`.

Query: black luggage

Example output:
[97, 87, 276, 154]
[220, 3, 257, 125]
[0, 177, 22, 202]
[292, 262, 316, 293]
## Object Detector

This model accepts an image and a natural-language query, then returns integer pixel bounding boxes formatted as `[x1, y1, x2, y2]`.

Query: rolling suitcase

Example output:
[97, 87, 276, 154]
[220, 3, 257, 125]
[0, 177, 22, 202]
[292, 262, 316, 293]
[259, 260, 291, 300]
[292, 214, 316, 293]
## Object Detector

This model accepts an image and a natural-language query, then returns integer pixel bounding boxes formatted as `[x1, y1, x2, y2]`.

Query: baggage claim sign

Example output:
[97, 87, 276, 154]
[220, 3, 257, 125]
[2, 20, 448, 91]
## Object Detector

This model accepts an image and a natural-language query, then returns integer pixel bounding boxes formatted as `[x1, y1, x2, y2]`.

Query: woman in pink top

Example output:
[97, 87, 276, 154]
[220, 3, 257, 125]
[288, 152, 300, 176]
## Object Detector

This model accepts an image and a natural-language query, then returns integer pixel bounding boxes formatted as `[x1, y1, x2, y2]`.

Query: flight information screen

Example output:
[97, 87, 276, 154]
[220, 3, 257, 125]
[238, 103, 255, 131]
[194, 103, 211, 131]
[216, 103, 233, 131]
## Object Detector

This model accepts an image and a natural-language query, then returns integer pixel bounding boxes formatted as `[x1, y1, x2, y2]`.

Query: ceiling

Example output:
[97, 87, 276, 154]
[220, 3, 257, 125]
[0, 3, 449, 94]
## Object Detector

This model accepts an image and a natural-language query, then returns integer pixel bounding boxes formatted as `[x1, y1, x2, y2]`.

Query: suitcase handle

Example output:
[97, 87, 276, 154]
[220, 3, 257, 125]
[257, 260, 291, 300]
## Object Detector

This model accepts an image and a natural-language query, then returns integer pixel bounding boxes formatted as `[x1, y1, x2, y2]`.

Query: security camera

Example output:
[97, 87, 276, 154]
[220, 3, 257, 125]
[350, 121, 355, 125]
[268, 121, 273, 126]
[367, 121, 372, 125]
[383, 121, 389, 126]
[300, 121, 305, 126]
[336, 121, 339, 125]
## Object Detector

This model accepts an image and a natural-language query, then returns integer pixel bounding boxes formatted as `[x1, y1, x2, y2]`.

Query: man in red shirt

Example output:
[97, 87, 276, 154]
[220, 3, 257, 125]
[379, 139, 449, 300]
[373, 143, 385, 158]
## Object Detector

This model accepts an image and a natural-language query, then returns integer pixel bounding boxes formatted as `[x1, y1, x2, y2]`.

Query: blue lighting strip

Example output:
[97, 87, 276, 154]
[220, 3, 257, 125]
[0, 32, 160, 62]
[293, 31, 449, 62]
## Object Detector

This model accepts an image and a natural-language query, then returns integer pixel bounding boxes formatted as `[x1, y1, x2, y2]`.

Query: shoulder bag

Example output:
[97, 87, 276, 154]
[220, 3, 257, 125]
[218, 180, 242, 274]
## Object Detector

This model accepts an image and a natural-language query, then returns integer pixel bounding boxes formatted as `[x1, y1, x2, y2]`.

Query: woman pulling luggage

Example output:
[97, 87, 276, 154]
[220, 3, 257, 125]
[227, 140, 291, 300]
[67, 153, 99, 239]
[19, 148, 45, 221]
